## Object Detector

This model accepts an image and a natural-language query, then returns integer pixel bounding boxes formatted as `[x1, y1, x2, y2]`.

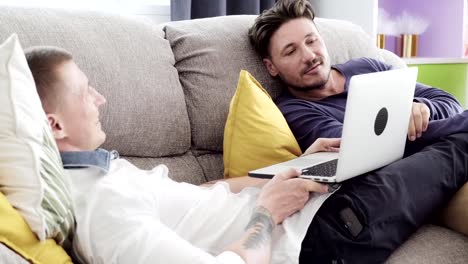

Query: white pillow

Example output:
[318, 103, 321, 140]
[0, 34, 75, 245]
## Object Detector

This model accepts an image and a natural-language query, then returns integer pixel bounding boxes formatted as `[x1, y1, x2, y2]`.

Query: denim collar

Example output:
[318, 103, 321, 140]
[60, 148, 119, 174]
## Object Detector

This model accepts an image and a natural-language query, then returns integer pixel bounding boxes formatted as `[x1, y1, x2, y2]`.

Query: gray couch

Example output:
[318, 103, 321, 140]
[0, 6, 467, 263]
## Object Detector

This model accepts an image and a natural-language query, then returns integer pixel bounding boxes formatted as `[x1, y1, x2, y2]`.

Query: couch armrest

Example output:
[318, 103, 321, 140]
[441, 182, 468, 236]
[379, 49, 407, 69]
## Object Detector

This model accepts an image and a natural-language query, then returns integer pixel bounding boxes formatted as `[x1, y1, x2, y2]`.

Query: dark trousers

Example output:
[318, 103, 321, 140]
[299, 133, 468, 264]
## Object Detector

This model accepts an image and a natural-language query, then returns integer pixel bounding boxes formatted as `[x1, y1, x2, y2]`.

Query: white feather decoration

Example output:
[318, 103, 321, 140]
[396, 10, 429, 35]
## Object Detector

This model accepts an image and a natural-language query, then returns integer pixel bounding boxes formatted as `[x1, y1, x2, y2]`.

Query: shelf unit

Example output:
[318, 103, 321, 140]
[404, 58, 468, 107]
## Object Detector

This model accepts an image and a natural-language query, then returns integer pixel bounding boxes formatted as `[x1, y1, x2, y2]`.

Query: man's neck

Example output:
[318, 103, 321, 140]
[57, 140, 97, 152]
[288, 69, 345, 101]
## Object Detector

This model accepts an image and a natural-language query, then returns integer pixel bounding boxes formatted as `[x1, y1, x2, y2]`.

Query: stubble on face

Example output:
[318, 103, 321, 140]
[282, 56, 332, 93]
[54, 61, 107, 151]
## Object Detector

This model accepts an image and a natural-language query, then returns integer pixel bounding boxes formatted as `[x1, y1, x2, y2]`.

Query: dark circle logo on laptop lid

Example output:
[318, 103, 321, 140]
[374, 107, 388, 136]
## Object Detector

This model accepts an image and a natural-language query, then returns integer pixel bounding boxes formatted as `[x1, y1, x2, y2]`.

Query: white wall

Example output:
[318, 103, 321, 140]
[313, 0, 378, 41]
[0, 0, 171, 25]
[132, 4, 171, 24]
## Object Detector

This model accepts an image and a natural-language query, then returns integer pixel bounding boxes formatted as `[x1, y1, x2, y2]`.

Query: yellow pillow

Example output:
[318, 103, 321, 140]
[223, 70, 301, 178]
[0, 192, 72, 264]
[441, 182, 468, 236]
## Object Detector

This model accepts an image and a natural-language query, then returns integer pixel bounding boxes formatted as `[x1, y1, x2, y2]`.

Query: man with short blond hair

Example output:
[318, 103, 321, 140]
[25, 46, 334, 264]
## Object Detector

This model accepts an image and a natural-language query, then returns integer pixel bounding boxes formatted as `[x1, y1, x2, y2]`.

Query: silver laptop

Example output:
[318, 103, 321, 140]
[248, 67, 418, 183]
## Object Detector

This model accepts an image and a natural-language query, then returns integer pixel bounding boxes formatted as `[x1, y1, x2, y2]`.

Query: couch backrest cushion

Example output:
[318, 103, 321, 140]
[0, 6, 191, 158]
[164, 15, 278, 152]
[164, 15, 402, 153]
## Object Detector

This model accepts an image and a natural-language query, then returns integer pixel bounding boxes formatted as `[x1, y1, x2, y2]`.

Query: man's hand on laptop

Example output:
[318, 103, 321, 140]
[301, 138, 341, 157]
[257, 168, 328, 225]
[408, 102, 430, 141]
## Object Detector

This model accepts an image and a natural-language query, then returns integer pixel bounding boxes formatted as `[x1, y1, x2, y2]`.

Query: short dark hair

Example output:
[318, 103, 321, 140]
[24, 46, 73, 112]
[248, 0, 316, 59]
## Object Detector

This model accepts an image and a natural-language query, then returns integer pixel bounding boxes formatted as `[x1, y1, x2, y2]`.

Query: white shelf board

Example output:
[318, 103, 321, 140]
[404, 57, 468, 65]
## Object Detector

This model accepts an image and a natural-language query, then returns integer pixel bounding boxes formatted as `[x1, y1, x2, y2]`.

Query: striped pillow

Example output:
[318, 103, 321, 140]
[0, 34, 75, 245]
[40, 119, 75, 246]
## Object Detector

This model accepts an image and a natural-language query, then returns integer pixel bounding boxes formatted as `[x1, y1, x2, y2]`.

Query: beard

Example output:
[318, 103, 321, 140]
[279, 57, 332, 92]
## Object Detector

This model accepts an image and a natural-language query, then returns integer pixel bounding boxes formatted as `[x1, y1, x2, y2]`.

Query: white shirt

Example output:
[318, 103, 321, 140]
[67, 159, 332, 264]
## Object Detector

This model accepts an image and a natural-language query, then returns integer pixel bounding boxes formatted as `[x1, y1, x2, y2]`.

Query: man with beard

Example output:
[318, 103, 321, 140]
[249, 0, 468, 263]
[250, 0, 466, 152]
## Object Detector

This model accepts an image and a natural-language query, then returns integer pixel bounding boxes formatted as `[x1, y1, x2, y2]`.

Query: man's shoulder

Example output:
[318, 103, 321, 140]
[334, 57, 392, 76]
[276, 91, 301, 104]
[275, 92, 324, 113]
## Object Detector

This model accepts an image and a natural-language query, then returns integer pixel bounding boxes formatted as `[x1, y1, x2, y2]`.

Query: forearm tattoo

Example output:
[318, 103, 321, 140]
[243, 206, 275, 249]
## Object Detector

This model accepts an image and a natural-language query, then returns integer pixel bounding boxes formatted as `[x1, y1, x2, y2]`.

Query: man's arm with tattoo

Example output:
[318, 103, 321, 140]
[226, 206, 276, 264]
[225, 169, 329, 264]
[243, 206, 275, 249]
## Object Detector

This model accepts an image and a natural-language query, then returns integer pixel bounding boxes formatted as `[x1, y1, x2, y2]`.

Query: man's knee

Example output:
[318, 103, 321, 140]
[445, 132, 468, 146]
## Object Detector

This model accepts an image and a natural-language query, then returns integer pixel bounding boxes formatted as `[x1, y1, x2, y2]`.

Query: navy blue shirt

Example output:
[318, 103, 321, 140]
[276, 58, 465, 151]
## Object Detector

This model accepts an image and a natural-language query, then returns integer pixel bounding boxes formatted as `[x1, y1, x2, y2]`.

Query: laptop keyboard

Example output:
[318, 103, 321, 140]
[302, 159, 338, 177]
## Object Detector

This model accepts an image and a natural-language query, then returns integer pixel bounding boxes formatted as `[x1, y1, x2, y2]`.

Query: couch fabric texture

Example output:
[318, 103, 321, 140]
[0, 6, 466, 263]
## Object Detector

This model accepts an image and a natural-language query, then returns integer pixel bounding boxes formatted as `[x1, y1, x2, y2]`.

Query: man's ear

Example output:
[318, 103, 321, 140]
[47, 114, 66, 140]
[263, 57, 279, 77]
